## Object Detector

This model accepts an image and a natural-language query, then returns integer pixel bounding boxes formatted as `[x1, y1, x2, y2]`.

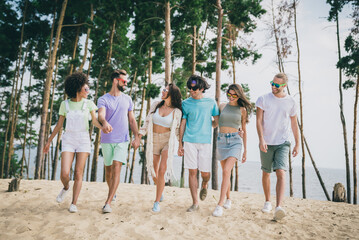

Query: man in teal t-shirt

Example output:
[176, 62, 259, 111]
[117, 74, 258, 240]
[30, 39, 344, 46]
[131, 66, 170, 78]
[178, 75, 219, 212]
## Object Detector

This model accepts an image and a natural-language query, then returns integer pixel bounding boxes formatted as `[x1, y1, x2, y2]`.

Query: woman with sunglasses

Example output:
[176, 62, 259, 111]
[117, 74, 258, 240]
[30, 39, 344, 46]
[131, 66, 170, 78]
[139, 84, 182, 213]
[212, 83, 252, 217]
[43, 72, 103, 213]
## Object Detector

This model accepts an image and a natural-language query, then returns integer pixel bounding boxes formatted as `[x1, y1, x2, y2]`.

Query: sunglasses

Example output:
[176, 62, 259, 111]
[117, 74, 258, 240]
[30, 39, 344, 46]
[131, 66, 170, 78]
[162, 88, 168, 92]
[116, 78, 128, 85]
[188, 85, 199, 91]
[270, 81, 286, 88]
[227, 92, 239, 98]
[84, 87, 90, 92]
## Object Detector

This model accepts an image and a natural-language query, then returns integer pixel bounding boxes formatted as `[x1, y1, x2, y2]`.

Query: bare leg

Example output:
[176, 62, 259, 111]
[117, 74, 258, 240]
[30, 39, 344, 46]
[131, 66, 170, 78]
[188, 169, 199, 205]
[218, 157, 236, 206]
[105, 161, 122, 205]
[72, 152, 88, 205]
[262, 171, 271, 202]
[275, 169, 286, 207]
[155, 150, 168, 202]
[201, 172, 210, 189]
[105, 165, 112, 188]
[152, 154, 161, 185]
[60, 152, 75, 190]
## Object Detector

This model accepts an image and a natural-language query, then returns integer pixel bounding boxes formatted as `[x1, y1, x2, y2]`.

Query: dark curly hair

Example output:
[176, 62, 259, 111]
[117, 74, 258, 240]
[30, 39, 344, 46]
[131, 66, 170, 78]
[152, 83, 182, 113]
[64, 72, 89, 98]
[186, 75, 210, 93]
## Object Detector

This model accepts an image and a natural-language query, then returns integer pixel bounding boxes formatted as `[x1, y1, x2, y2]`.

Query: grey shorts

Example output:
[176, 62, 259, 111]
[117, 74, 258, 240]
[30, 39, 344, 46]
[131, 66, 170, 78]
[260, 141, 290, 173]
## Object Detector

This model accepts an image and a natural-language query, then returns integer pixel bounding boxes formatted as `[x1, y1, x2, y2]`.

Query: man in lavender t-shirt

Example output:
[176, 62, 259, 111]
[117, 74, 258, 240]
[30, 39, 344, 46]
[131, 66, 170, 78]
[97, 69, 140, 213]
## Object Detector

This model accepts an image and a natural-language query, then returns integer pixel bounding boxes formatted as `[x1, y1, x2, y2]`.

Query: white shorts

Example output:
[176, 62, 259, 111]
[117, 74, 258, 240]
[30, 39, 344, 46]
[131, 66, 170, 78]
[184, 142, 212, 172]
[62, 132, 91, 153]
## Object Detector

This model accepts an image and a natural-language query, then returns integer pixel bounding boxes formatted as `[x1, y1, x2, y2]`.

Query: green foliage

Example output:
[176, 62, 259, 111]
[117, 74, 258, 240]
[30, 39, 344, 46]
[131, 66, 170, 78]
[145, 83, 161, 99]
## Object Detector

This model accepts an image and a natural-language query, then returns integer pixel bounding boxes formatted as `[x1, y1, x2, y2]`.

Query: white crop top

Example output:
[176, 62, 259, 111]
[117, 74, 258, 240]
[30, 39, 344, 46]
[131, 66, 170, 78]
[152, 108, 174, 128]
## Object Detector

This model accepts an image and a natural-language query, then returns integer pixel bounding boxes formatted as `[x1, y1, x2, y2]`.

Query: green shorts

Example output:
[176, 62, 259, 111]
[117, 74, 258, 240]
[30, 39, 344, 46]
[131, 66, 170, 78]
[101, 142, 129, 166]
[260, 141, 290, 173]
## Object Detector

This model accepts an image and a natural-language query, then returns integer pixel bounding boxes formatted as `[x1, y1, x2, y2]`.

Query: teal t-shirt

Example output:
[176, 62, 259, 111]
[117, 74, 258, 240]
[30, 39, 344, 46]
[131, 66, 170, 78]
[182, 97, 219, 144]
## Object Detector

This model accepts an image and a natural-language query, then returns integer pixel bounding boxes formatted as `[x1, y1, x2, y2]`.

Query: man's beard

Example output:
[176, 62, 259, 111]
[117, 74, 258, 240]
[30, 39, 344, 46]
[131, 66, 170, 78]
[117, 84, 124, 92]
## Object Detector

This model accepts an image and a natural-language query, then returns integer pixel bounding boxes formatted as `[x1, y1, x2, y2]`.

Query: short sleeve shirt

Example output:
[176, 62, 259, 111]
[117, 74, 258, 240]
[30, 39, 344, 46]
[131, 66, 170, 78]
[58, 99, 98, 131]
[256, 92, 297, 145]
[182, 97, 219, 144]
[97, 93, 134, 143]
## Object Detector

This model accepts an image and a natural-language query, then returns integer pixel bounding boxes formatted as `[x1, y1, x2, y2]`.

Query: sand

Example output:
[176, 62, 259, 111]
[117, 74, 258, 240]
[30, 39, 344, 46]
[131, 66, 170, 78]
[0, 179, 358, 240]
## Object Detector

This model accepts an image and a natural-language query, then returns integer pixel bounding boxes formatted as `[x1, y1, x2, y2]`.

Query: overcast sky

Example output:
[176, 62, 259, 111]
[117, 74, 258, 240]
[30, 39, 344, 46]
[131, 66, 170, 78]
[167, 0, 356, 170]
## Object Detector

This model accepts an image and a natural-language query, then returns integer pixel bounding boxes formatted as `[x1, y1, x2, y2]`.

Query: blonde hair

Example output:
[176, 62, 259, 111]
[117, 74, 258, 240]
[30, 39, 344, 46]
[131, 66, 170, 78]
[274, 73, 288, 84]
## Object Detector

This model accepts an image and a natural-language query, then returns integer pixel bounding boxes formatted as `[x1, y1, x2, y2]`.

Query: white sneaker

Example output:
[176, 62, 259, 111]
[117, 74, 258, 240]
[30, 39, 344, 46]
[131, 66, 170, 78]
[56, 188, 69, 203]
[223, 199, 232, 209]
[261, 201, 272, 213]
[274, 206, 286, 220]
[112, 194, 117, 202]
[212, 205, 224, 217]
[102, 204, 112, 213]
[69, 204, 78, 213]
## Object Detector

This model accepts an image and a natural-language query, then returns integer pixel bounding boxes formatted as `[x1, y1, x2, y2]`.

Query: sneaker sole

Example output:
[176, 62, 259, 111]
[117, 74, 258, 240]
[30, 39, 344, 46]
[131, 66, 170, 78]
[262, 208, 272, 213]
[274, 209, 286, 220]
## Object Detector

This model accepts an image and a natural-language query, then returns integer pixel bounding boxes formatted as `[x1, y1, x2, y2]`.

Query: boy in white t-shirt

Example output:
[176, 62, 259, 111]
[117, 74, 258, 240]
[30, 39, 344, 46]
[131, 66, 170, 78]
[255, 73, 300, 221]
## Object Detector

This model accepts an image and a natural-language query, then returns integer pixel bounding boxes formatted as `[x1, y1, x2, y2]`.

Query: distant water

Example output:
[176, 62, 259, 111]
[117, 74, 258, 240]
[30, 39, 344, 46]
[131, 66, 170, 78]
[20, 147, 350, 202]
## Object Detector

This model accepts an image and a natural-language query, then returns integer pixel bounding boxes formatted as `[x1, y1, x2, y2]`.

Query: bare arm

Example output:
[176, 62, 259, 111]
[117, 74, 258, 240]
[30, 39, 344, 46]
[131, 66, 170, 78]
[212, 115, 219, 128]
[241, 108, 247, 163]
[90, 110, 103, 130]
[290, 115, 300, 157]
[128, 110, 140, 149]
[43, 116, 65, 153]
[256, 107, 267, 153]
[98, 107, 112, 133]
[177, 118, 186, 156]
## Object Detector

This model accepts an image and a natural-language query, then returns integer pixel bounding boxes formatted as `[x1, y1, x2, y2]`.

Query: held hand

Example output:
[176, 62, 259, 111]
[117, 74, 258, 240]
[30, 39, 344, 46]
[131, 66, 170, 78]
[178, 145, 184, 156]
[102, 122, 113, 134]
[132, 138, 140, 149]
[43, 142, 50, 154]
[259, 141, 268, 153]
[292, 144, 299, 157]
[238, 128, 244, 138]
[241, 151, 247, 163]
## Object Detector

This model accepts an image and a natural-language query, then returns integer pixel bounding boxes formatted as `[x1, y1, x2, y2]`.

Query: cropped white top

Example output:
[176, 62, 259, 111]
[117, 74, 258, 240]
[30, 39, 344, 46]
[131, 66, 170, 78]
[152, 108, 174, 128]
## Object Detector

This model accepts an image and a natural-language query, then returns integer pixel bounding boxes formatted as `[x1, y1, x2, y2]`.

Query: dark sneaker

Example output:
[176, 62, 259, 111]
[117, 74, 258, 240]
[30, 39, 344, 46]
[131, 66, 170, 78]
[186, 204, 199, 212]
[199, 188, 207, 201]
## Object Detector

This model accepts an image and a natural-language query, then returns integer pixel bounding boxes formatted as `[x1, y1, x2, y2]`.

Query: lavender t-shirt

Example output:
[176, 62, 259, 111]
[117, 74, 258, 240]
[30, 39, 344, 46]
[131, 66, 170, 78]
[97, 93, 134, 143]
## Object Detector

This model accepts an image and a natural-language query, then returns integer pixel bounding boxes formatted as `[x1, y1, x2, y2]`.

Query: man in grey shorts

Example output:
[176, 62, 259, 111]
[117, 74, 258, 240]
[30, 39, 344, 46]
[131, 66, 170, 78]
[256, 73, 299, 220]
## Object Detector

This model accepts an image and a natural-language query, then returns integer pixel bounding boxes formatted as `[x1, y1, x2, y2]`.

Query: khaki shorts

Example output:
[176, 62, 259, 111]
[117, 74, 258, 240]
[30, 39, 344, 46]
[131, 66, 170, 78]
[153, 132, 171, 155]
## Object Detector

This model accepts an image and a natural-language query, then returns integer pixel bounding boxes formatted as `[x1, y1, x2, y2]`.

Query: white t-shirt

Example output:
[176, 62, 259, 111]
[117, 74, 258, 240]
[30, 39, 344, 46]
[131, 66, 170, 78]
[256, 92, 297, 145]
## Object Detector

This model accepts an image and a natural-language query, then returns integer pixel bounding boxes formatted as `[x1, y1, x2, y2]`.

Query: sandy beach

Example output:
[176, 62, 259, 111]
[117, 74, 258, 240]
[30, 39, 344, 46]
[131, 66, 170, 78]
[0, 179, 358, 239]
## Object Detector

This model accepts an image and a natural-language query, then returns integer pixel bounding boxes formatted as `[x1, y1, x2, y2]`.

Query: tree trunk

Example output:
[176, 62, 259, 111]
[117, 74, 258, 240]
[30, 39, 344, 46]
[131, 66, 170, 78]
[335, 13, 351, 203]
[130, 79, 146, 183]
[234, 162, 239, 191]
[164, 1, 171, 85]
[192, 26, 197, 74]
[124, 70, 138, 182]
[69, 27, 80, 74]
[35, 0, 68, 179]
[353, 75, 359, 204]
[79, 3, 94, 72]
[47, 56, 59, 179]
[7, 45, 29, 178]
[293, 0, 306, 199]
[1, 0, 28, 178]
[90, 67, 104, 182]
[21, 59, 33, 178]
[212, 0, 223, 191]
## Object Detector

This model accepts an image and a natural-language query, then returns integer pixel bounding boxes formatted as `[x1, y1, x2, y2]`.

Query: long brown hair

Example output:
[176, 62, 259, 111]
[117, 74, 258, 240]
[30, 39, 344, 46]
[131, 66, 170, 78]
[152, 83, 182, 113]
[227, 84, 252, 122]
